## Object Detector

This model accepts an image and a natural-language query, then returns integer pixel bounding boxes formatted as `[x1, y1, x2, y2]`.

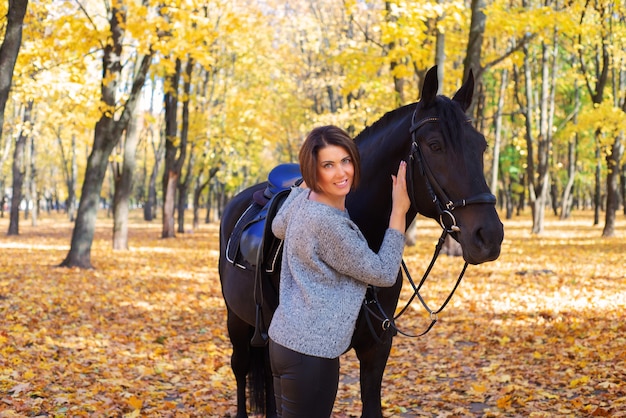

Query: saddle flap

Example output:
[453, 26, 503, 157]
[242, 189, 291, 269]
[226, 203, 263, 268]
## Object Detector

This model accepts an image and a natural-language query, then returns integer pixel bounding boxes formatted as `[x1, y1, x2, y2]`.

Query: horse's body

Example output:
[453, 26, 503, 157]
[218, 66, 504, 418]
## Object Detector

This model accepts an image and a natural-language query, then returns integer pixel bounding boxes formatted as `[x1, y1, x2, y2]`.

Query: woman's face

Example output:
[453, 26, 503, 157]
[315, 144, 354, 204]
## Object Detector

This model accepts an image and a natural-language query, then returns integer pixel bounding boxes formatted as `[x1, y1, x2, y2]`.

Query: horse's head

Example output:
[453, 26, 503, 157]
[408, 66, 503, 264]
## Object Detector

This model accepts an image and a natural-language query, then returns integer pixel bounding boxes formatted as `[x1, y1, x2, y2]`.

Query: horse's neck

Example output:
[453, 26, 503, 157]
[346, 179, 391, 251]
[347, 138, 409, 250]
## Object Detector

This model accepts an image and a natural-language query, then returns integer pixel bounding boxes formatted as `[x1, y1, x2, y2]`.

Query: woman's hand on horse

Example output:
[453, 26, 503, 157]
[389, 160, 410, 232]
[392, 160, 410, 213]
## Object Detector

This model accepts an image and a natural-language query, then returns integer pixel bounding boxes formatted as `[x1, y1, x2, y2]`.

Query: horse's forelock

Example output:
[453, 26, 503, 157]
[436, 96, 467, 153]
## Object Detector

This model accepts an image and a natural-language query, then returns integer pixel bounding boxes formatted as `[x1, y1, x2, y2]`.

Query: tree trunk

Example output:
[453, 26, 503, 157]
[176, 59, 194, 234]
[177, 158, 192, 233]
[385, 1, 407, 106]
[8, 103, 31, 235]
[143, 81, 162, 222]
[55, 130, 78, 221]
[192, 177, 205, 230]
[593, 141, 601, 226]
[560, 81, 579, 220]
[522, 40, 553, 235]
[519, 49, 538, 232]
[193, 167, 218, 229]
[503, 174, 513, 219]
[161, 59, 182, 238]
[442, 235, 463, 257]
[60, 3, 152, 268]
[145, 151, 159, 221]
[490, 69, 507, 194]
[619, 164, 626, 215]
[61, 121, 117, 268]
[28, 119, 37, 227]
[533, 42, 553, 234]
[112, 106, 141, 250]
[0, 0, 28, 143]
[405, 218, 417, 246]
[463, 0, 486, 117]
[69, 134, 77, 221]
[602, 133, 623, 237]
[560, 138, 576, 220]
[576, 2, 609, 230]
[2, 0, 28, 233]
[144, 129, 163, 221]
[434, 0, 446, 91]
[162, 171, 178, 237]
[0, 182, 4, 218]
[205, 181, 213, 224]
[547, 36, 558, 218]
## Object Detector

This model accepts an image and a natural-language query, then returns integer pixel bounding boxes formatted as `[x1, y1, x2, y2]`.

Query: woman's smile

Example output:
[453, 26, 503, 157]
[309, 144, 355, 210]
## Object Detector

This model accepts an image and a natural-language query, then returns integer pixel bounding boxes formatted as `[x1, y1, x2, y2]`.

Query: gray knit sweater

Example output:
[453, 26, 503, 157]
[268, 187, 405, 358]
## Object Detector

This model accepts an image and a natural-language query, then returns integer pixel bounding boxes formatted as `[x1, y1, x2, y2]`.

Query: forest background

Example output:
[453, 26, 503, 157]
[0, 0, 624, 261]
[0, 0, 625, 416]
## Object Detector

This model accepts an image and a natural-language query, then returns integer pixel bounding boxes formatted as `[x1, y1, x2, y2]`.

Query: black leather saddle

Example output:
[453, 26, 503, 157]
[226, 163, 302, 272]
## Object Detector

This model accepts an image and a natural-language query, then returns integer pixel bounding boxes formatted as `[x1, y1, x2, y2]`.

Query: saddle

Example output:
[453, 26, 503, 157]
[226, 163, 302, 347]
[226, 163, 302, 272]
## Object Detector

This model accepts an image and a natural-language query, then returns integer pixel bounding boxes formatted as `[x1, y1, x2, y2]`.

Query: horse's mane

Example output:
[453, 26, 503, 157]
[353, 103, 415, 146]
[353, 96, 470, 153]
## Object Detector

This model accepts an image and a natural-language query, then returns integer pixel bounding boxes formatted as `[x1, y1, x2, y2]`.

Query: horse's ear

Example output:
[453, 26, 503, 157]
[452, 69, 474, 112]
[419, 65, 439, 108]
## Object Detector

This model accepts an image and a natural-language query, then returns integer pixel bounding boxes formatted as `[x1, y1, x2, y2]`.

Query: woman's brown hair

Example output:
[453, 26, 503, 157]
[298, 125, 361, 193]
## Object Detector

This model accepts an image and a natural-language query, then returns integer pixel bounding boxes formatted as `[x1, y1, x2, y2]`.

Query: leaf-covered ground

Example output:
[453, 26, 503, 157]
[0, 211, 625, 417]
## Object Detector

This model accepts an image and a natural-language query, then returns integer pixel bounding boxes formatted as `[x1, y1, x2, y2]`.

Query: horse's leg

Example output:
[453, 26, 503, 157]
[227, 309, 253, 418]
[355, 336, 394, 418]
[227, 308, 277, 418]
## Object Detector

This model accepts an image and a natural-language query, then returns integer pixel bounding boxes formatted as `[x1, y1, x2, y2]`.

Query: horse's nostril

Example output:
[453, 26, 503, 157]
[475, 227, 488, 247]
[469, 223, 504, 262]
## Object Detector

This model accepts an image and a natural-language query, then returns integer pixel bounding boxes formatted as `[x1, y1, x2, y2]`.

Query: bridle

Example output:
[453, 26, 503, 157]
[407, 115, 497, 232]
[362, 108, 497, 339]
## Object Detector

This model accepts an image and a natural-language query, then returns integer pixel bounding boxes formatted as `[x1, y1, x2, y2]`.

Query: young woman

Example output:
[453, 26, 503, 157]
[269, 125, 410, 417]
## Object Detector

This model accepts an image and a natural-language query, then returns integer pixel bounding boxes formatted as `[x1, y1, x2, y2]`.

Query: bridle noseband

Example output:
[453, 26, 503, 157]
[363, 108, 497, 339]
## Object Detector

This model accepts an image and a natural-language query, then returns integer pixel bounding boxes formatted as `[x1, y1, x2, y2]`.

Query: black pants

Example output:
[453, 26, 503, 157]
[269, 339, 339, 418]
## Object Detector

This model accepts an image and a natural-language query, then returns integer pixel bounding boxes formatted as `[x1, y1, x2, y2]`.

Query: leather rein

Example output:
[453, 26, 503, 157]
[363, 110, 496, 339]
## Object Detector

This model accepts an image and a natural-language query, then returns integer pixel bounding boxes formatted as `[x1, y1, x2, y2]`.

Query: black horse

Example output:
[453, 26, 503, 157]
[218, 66, 504, 418]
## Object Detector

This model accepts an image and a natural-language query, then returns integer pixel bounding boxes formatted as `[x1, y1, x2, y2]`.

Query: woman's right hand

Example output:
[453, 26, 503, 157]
[389, 160, 411, 232]
[391, 160, 411, 214]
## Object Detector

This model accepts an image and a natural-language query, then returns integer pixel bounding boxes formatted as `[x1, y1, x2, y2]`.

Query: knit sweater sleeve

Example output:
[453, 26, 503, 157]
[271, 187, 305, 240]
[314, 212, 405, 288]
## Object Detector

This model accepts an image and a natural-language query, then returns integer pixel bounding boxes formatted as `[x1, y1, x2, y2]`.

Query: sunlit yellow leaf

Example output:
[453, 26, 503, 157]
[496, 394, 513, 409]
[569, 375, 590, 388]
[127, 395, 143, 410]
[471, 383, 487, 393]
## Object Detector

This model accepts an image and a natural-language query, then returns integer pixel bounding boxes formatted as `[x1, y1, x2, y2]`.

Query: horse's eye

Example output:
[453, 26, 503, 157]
[428, 141, 443, 153]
